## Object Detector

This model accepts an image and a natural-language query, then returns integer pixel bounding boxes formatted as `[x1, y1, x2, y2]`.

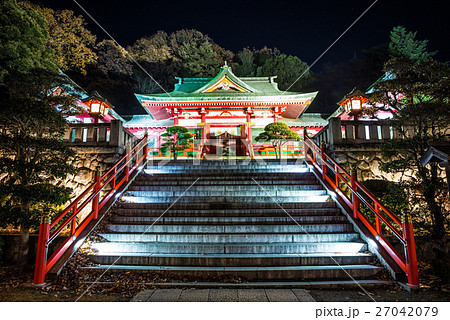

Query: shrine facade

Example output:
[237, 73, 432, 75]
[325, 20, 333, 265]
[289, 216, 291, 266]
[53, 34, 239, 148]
[130, 63, 324, 156]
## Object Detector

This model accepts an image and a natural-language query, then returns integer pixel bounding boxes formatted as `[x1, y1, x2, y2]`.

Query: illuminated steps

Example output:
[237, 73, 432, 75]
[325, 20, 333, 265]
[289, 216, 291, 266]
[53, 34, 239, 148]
[83, 160, 384, 285]
[104, 224, 354, 234]
[98, 233, 360, 243]
[109, 215, 347, 224]
[114, 202, 340, 211]
[82, 264, 382, 280]
[88, 253, 375, 267]
[132, 179, 319, 186]
[126, 189, 327, 197]
[90, 241, 367, 254]
[129, 185, 323, 191]
[122, 195, 331, 203]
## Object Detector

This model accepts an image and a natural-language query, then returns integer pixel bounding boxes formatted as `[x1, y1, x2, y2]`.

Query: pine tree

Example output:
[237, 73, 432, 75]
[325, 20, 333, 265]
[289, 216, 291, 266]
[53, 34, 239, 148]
[255, 123, 301, 159]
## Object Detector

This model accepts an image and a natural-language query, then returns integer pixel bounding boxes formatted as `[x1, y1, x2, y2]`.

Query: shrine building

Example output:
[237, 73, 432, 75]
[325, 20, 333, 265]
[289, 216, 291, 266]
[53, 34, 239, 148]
[128, 63, 324, 156]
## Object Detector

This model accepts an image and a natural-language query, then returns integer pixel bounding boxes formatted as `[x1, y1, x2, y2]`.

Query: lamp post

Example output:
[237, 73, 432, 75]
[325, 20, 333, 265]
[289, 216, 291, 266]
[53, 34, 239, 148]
[82, 91, 112, 123]
[337, 88, 369, 121]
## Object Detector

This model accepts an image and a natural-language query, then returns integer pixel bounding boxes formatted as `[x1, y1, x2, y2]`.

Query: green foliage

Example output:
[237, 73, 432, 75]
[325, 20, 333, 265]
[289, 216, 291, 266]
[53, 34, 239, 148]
[371, 44, 450, 238]
[22, 2, 98, 75]
[234, 49, 255, 77]
[256, 54, 313, 91]
[389, 26, 436, 61]
[177, 41, 221, 77]
[96, 40, 132, 76]
[255, 123, 301, 159]
[160, 126, 193, 160]
[360, 180, 409, 224]
[0, 0, 57, 82]
[0, 69, 82, 230]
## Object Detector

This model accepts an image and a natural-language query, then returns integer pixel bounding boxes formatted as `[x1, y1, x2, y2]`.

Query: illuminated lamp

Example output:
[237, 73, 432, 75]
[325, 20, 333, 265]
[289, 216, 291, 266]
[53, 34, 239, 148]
[337, 88, 369, 121]
[82, 91, 113, 123]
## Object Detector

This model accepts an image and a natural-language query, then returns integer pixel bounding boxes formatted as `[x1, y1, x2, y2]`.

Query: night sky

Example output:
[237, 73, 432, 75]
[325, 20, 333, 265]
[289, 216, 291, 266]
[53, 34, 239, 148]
[30, 0, 449, 70]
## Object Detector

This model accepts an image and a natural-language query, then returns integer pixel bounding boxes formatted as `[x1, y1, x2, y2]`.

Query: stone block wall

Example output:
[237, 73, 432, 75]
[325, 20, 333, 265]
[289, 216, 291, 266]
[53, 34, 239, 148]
[328, 146, 408, 183]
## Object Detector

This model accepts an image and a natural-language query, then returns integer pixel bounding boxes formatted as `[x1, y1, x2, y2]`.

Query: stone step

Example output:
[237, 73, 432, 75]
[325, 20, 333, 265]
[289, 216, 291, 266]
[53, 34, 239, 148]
[112, 208, 341, 217]
[128, 185, 323, 191]
[88, 252, 375, 267]
[109, 215, 347, 224]
[81, 264, 382, 280]
[128, 280, 395, 289]
[144, 166, 310, 175]
[91, 241, 367, 254]
[117, 202, 338, 210]
[105, 224, 353, 234]
[139, 172, 315, 179]
[146, 161, 305, 168]
[98, 232, 359, 243]
[121, 195, 331, 203]
[131, 179, 319, 186]
[125, 189, 327, 198]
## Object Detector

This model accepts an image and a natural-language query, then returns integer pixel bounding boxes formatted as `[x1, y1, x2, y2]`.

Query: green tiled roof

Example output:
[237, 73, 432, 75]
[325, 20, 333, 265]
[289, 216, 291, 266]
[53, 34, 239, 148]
[124, 115, 174, 127]
[135, 63, 318, 102]
[280, 113, 328, 126]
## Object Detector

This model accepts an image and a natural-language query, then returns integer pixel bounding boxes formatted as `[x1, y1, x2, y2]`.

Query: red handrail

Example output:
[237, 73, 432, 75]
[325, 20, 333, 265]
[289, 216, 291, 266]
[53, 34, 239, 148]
[304, 133, 419, 287]
[34, 134, 149, 285]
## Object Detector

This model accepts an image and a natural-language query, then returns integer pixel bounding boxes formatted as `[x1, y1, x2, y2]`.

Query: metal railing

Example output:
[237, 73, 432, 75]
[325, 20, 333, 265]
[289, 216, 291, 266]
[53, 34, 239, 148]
[304, 131, 419, 287]
[33, 134, 149, 285]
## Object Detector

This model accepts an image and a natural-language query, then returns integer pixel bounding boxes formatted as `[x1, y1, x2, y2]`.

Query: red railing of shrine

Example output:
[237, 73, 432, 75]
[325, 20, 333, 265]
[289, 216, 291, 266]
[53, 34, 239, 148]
[33, 135, 149, 285]
[304, 132, 419, 287]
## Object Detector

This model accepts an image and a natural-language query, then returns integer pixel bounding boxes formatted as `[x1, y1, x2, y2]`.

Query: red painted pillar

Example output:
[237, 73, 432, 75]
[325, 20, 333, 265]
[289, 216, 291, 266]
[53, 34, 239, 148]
[350, 168, 359, 220]
[143, 131, 149, 163]
[124, 145, 130, 180]
[174, 114, 179, 126]
[201, 112, 206, 124]
[92, 167, 101, 220]
[320, 141, 327, 181]
[34, 214, 51, 285]
[246, 113, 252, 142]
[274, 114, 279, 122]
[303, 127, 308, 158]
[403, 213, 420, 287]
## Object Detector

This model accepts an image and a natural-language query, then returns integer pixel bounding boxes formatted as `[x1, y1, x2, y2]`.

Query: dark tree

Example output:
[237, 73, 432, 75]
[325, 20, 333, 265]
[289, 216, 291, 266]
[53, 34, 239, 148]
[0, 0, 57, 82]
[370, 27, 449, 238]
[0, 70, 82, 269]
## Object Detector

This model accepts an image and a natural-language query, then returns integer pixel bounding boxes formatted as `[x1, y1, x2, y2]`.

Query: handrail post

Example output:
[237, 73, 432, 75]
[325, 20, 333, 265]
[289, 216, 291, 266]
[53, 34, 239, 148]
[350, 167, 359, 220]
[34, 213, 51, 285]
[320, 141, 327, 180]
[375, 204, 382, 235]
[403, 212, 420, 287]
[92, 166, 101, 220]
[70, 203, 77, 236]
[125, 142, 131, 181]
[303, 128, 309, 159]
[143, 130, 149, 164]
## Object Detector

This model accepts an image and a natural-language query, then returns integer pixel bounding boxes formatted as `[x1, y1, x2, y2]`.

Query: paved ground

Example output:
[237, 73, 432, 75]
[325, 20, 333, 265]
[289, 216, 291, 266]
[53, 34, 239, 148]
[131, 288, 315, 302]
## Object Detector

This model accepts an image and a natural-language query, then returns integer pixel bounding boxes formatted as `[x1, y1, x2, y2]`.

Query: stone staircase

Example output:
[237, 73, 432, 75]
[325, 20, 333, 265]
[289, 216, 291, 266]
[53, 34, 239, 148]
[84, 160, 390, 287]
